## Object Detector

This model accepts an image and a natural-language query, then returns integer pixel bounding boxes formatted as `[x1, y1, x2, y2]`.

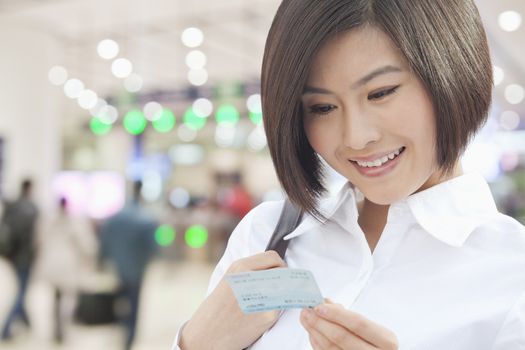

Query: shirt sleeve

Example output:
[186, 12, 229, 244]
[171, 321, 187, 350]
[491, 291, 525, 349]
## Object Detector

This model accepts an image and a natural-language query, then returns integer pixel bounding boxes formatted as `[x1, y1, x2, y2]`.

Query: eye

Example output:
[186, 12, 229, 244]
[368, 86, 400, 101]
[308, 104, 337, 116]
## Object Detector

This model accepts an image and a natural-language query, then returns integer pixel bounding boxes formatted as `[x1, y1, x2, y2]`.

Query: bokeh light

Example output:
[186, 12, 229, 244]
[98, 105, 119, 125]
[63, 79, 84, 99]
[181, 27, 204, 48]
[97, 39, 119, 60]
[152, 109, 176, 133]
[183, 107, 207, 130]
[216, 104, 240, 125]
[112, 58, 133, 78]
[141, 170, 162, 202]
[499, 111, 521, 131]
[123, 109, 147, 135]
[246, 94, 262, 113]
[177, 124, 198, 142]
[48, 66, 68, 86]
[498, 11, 522, 32]
[249, 112, 263, 125]
[90, 117, 112, 135]
[77, 89, 98, 110]
[169, 187, 191, 208]
[124, 73, 143, 92]
[247, 125, 267, 151]
[89, 98, 108, 117]
[185, 50, 207, 69]
[143, 101, 163, 121]
[505, 84, 524, 105]
[493, 66, 504, 86]
[215, 123, 236, 148]
[155, 225, 176, 247]
[185, 225, 208, 248]
[187, 68, 208, 86]
[193, 98, 213, 117]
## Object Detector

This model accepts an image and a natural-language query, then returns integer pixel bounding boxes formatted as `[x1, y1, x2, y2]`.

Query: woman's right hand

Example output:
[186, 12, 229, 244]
[179, 250, 287, 350]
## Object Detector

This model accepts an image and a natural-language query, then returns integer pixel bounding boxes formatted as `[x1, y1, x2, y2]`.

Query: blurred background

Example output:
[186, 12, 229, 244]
[0, 0, 523, 349]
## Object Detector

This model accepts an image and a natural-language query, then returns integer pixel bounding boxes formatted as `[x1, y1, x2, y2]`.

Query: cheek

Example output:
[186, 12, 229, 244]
[392, 93, 436, 147]
[304, 120, 341, 162]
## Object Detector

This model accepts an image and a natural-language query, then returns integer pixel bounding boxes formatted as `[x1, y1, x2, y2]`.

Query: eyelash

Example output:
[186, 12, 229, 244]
[307, 86, 400, 116]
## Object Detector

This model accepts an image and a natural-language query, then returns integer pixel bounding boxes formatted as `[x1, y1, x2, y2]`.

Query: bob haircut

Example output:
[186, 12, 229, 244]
[261, 0, 493, 220]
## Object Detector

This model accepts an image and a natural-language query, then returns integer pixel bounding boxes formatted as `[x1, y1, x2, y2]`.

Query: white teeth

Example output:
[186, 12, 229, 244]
[354, 147, 404, 168]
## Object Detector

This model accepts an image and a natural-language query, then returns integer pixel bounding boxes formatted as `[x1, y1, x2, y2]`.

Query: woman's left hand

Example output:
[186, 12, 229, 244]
[300, 301, 398, 350]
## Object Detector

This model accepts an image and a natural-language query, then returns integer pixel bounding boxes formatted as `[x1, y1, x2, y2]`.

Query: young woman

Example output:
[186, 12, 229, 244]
[174, 1, 525, 349]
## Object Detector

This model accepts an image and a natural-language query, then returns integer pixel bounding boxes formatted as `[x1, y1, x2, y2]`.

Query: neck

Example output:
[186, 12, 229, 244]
[357, 199, 389, 253]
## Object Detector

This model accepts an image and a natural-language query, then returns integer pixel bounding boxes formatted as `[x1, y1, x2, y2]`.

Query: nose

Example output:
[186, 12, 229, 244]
[342, 108, 381, 150]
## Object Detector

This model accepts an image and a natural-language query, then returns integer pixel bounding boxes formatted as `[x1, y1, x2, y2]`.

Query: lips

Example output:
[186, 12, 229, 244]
[349, 147, 406, 178]
[350, 147, 405, 167]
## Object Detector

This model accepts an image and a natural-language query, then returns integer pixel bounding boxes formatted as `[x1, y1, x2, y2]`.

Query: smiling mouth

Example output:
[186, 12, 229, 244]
[350, 147, 406, 168]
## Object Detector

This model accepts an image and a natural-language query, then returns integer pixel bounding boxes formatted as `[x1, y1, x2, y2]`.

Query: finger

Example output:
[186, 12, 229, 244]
[227, 250, 286, 273]
[308, 326, 341, 350]
[310, 335, 323, 350]
[309, 330, 329, 350]
[302, 309, 375, 350]
[314, 304, 398, 349]
[301, 310, 342, 350]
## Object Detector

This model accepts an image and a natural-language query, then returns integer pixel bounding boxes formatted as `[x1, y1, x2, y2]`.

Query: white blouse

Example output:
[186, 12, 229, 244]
[174, 172, 525, 349]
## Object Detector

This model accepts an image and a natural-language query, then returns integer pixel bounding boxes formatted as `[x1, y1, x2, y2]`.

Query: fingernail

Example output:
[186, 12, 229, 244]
[314, 305, 328, 316]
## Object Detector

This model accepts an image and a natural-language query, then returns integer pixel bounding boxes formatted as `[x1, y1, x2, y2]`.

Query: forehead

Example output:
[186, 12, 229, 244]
[308, 25, 409, 82]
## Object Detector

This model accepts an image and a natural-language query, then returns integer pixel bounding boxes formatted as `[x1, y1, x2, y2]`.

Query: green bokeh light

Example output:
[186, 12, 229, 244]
[249, 111, 263, 125]
[183, 107, 207, 131]
[152, 109, 176, 133]
[123, 109, 147, 135]
[185, 225, 208, 249]
[215, 104, 240, 125]
[155, 225, 176, 247]
[90, 117, 112, 135]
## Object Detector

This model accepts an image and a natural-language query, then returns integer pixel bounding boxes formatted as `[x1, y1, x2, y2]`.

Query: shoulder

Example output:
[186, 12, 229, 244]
[468, 213, 525, 294]
[471, 212, 525, 255]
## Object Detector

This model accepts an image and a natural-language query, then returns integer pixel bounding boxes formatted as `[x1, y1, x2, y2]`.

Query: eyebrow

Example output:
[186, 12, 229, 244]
[303, 65, 403, 95]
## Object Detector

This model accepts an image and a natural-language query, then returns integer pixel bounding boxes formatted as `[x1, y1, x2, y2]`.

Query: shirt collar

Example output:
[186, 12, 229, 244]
[283, 181, 358, 240]
[284, 172, 498, 247]
[405, 172, 498, 247]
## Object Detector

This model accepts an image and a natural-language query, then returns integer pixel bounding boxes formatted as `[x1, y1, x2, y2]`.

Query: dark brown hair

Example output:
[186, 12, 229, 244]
[261, 0, 493, 220]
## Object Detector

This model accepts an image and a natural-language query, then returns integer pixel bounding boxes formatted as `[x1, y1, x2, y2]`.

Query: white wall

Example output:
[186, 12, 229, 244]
[0, 18, 62, 213]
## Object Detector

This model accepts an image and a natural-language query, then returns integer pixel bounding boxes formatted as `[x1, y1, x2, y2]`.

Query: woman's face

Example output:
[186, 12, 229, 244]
[302, 26, 451, 205]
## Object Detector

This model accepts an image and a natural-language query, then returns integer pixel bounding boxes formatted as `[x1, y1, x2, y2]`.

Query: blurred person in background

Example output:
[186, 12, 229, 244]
[0, 179, 39, 341]
[220, 172, 254, 222]
[99, 180, 158, 350]
[36, 196, 98, 343]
